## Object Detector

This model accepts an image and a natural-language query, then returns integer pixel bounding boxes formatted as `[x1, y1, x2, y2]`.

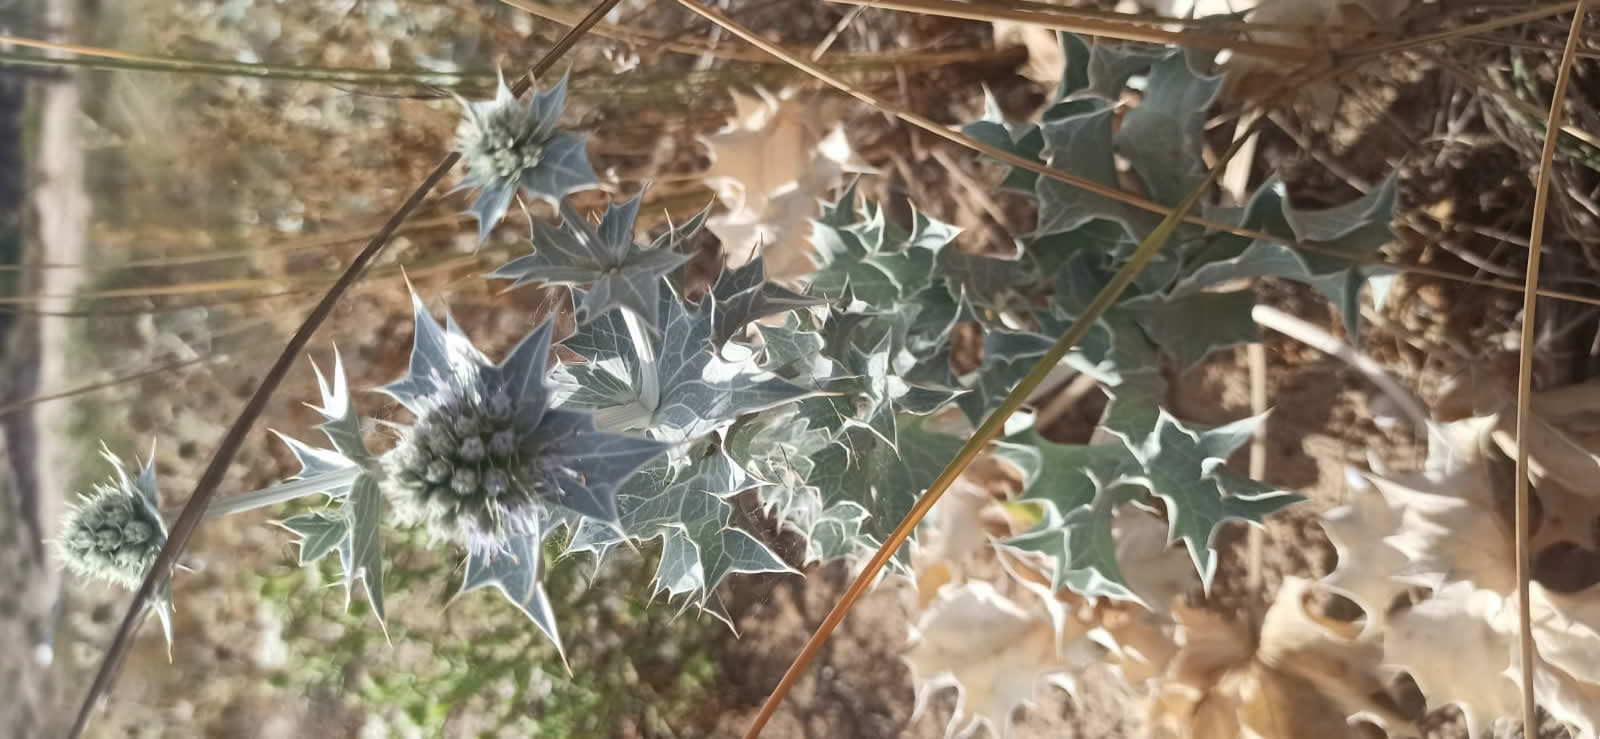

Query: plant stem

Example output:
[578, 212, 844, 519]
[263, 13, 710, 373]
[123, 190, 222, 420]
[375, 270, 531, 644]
[498, 0, 1003, 67]
[622, 307, 662, 411]
[1510, 2, 1589, 733]
[1250, 305, 1429, 429]
[171, 467, 363, 522]
[824, 0, 1322, 63]
[0, 36, 492, 86]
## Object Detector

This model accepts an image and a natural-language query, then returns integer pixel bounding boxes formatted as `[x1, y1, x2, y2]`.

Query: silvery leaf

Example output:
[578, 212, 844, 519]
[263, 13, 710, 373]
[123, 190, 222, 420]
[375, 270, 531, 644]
[277, 513, 348, 566]
[492, 195, 690, 330]
[1124, 410, 1301, 589]
[710, 254, 824, 348]
[307, 348, 371, 466]
[1035, 104, 1162, 240]
[1131, 290, 1259, 370]
[1115, 50, 1222, 208]
[961, 87, 1047, 194]
[807, 200, 957, 306]
[378, 288, 457, 413]
[336, 473, 386, 634]
[562, 285, 817, 441]
[458, 524, 566, 663]
[520, 130, 599, 205]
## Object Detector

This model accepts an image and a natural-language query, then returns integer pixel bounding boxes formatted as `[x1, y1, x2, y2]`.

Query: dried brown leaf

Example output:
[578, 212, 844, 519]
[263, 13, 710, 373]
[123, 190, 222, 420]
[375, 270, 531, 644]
[905, 581, 1102, 738]
[699, 88, 871, 281]
[1149, 579, 1409, 739]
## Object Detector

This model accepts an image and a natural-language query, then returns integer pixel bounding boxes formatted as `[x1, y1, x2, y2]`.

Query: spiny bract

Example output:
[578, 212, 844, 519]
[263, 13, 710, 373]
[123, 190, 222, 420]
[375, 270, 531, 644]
[55, 446, 167, 590]
[379, 288, 667, 556]
[454, 72, 599, 242]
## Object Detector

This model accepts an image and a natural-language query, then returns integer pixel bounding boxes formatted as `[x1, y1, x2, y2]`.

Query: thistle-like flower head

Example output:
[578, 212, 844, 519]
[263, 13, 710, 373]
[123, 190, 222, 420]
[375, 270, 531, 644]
[380, 288, 667, 556]
[55, 445, 167, 590]
[454, 71, 599, 242]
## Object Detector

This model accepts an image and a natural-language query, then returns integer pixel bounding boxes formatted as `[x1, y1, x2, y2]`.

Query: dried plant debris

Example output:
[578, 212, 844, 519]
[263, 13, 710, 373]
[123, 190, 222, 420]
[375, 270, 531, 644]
[1319, 380, 1600, 739]
[699, 87, 872, 281]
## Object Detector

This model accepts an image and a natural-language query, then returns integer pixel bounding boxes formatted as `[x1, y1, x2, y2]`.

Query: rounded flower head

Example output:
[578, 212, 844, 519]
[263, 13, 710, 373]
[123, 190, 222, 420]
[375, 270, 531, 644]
[379, 290, 667, 555]
[453, 72, 599, 242]
[384, 368, 535, 549]
[456, 91, 545, 182]
[56, 447, 167, 590]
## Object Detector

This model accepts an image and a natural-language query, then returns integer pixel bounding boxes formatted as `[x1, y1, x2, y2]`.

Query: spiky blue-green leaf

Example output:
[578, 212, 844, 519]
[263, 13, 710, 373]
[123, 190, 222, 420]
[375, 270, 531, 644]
[1115, 50, 1223, 208]
[817, 294, 885, 360]
[521, 131, 597, 206]
[795, 333, 896, 443]
[805, 502, 870, 564]
[1004, 428, 1136, 518]
[491, 195, 691, 329]
[1046, 32, 1094, 110]
[1034, 104, 1162, 240]
[1038, 294, 1160, 388]
[526, 409, 668, 523]
[1083, 41, 1167, 100]
[561, 285, 816, 441]
[307, 348, 371, 467]
[272, 431, 357, 482]
[1125, 411, 1301, 589]
[277, 513, 348, 566]
[756, 316, 826, 371]
[723, 409, 833, 528]
[1131, 290, 1259, 370]
[1173, 176, 1397, 338]
[951, 326, 1054, 427]
[710, 254, 824, 348]
[336, 473, 386, 632]
[1025, 220, 1131, 281]
[807, 201, 957, 306]
[808, 419, 966, 569]
[574, 447, 793, 609]
[458, 524, 565, 662]
[1007, 483, 1146, 601]
[961, 87, 1047, 194]
[672, 491, 794, 606]
[1099, 370, 1167, 450]
[378, 289, 462, 413]
[938, 247, 1032, 311]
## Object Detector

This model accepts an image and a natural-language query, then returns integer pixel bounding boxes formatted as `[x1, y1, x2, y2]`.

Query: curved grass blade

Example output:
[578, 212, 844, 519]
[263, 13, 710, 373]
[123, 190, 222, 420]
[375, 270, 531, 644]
[0, 35, 492, 87]
[1509, 2, 1590, 733]
[823, 0, 1321, 63]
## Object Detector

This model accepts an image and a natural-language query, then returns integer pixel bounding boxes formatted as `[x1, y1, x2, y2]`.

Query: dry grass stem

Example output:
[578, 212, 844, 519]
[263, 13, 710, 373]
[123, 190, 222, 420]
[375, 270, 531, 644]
[1509, 2, 1590, 732]
[825, 0, 1322, 63]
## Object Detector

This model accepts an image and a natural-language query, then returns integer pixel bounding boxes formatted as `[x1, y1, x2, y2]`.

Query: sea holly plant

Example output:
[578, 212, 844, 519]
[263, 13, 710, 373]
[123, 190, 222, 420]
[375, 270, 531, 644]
[490, 194, 692, 329]
[368, 289, 670, 652]
[55, 30, 1408, 733]
[54, 445, 176, 653]
[454, 72, 600, 241]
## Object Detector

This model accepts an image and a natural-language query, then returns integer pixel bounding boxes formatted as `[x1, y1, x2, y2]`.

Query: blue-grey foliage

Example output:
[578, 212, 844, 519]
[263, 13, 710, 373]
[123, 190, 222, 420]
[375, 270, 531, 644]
[490, 194, 693, 329]
[60, 31, 1402, 662]
[455, 73, 599, 241]
[559, 283, 816, 442]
